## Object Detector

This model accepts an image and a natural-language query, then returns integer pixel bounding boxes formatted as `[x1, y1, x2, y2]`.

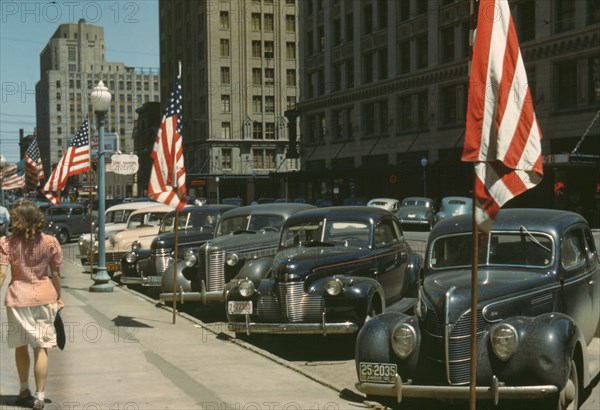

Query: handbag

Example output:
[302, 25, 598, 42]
[54, 312, 66, 350]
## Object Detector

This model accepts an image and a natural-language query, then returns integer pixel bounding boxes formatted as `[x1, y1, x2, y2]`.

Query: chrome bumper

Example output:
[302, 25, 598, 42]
[227, 321, 359, 335]
[120, 275, 161, 286]
[159, 281, 224, 304]
[355, 375, 559, 405]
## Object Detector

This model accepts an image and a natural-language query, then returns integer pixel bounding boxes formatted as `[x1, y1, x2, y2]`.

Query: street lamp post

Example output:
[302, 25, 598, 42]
[421, 156, 428, 198]
[89, 81, 113, 292]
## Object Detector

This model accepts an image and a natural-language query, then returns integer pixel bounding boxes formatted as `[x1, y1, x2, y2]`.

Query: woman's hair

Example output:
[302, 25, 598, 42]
[10, 200, 45, 241]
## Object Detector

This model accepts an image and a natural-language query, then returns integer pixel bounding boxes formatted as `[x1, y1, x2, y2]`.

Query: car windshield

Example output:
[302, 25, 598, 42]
[281, 219, 370, 247]
[127, 212, 165, 229]
[430, 231, 553, 269]
[402, 199, 430, 207]
[159, 213, 218, 233]
[218, 214, 284, 235]
[47, 207, 70, 216]
[106, 209, 133, 224]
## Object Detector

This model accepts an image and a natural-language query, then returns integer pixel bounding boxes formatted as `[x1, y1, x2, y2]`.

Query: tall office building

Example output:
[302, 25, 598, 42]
[296, 0, 599, 223]
[159, 0, 300, 202]
[36, 19, 160, 198]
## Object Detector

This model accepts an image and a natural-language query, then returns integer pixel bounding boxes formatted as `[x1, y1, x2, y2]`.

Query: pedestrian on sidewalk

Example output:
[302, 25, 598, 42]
[0, 204, 9, 236]
[0, 200, 64, 410]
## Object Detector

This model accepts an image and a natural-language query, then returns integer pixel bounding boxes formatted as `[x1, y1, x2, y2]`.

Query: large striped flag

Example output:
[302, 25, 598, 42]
[462, 0, 543, 232]
[148, 75, 187, 211]
[1, 161, 25, 190]
[25, 137, 45, 187]
[42, 119, 91, 205]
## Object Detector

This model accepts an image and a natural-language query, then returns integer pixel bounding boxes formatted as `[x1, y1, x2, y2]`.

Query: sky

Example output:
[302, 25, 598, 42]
[0, 0, 160, 163]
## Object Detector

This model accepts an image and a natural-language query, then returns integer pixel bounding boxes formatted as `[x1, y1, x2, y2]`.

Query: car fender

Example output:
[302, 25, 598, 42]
[355, 312, 421, 379]
[404, 253, 422, 297]
[309, 275, 386, 317]
[234, 257, 273, 281]
[161, 260, 195, 293]
[488, 313, 584, 389]
[53, 222, 71, 236]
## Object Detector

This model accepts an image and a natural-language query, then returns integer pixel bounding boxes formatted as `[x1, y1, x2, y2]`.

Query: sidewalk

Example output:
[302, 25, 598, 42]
[1, 248, 363, 410]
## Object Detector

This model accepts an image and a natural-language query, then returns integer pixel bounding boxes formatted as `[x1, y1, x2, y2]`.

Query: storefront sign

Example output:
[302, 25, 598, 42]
[108, 154, 139, 175]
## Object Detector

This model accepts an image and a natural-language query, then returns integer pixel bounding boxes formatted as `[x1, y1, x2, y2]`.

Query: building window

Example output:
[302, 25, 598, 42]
[416, 0, 427, 15]
[252, 68, 262, 85]
[441, 26, 455, 63]
[221, 95, 231, 112]
[264, 13, 274, 31]
[286, 15, 296, 32]
[555, 0, 575, 33]
[265, 122, 275, 139]
[416, 34, 428, 69]
[399, 95, 413, 130]
[221, 67, 231, 84]
[251, 13, 261, 30]
[253, 96, 262, 113]
[221, 122, 231, 139]
[306, 30, 314, 56]
[378, 47, 388, 80]
[57, 127, 62, 134]
[516, 0, 536, 42]
[287, 69, 296, 86]
[399, 40, 410, 73]
[252, 40, 262, 58]
[222, 149, 232, 169]
[377, 0, 387, 30]
[346, 59, 354, 88]
[345, 13, 354, 42]
[287, 96, 296, 110]
[555, 60, 578, 109]
[220, 39, 230, 57]
[265, 96, 275, 112]
[363, 52, 374, 83]
[69, 64, 76, 72]
[264, 68, 275, 84]
[441, 84, 465, 125]
[333, 63, 342, 91]
[364, 102, 376, 135]
[286, 42, 296, 59]
[220, 11, 230, 29]
[68, 47, 76, 61]
[589, 0, 600, 24]
[363, 4, 373, 35]
[253, 122, 263, 139]
[417, 91, 429, 129]
[589, 56, 600, 105]
[264, 41, 274, 58]
[333, 18, 342, 46]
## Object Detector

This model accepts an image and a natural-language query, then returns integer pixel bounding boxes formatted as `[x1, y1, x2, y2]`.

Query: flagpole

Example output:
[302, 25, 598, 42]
[172, 61, 183, 324]
[468, 1, 478, 409]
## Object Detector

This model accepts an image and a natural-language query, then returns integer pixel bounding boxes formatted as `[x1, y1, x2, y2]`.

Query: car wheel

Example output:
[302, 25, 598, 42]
[533, 358, 579, 410]
[57, 229, 69, 244]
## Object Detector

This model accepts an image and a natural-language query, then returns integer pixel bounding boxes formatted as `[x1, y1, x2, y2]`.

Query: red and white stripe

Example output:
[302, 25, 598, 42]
[463, 0, 543, 231]
[1, 163, 25, 190]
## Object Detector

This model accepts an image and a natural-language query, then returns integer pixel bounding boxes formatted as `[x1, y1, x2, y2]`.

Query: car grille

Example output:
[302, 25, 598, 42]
[205, 250, 225, 292]
[152, 249, 172, 277]
[257, 282, 324, 323]
[422, 308, 488, 385]
[106, 251, 126, 263]
[136, 257, 156, 278]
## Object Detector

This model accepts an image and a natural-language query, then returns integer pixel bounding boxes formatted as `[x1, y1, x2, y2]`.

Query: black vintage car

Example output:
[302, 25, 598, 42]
[225, 206, 422, 336]
[354, 209, 600, 410]
[159, 203, 315, 305]
[120, 205, 237, 292]
[44, 203, 97, 244]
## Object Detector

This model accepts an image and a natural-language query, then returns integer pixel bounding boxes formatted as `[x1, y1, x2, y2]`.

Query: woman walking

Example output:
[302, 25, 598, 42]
[0, 200, 63, 410]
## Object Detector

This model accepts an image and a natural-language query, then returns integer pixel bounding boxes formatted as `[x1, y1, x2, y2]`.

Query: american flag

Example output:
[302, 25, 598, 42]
[1, 161, 25, 191]
[25, 137, 45, 186]
[42, 119, 91, 205]
[147, 75, 187, 211]
[462, 0, 543, 232]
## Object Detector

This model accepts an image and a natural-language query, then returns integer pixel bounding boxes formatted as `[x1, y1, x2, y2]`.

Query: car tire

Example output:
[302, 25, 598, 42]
[57, 229, 69, 244]
[533, 358, 579, 410]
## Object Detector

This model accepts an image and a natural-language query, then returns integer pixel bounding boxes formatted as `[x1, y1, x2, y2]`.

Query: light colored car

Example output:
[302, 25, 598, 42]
[367, 198, 401, 212]
[102, 204, 173, 274]
[434, 196, 473, 225]
[77, 200, 156, 266]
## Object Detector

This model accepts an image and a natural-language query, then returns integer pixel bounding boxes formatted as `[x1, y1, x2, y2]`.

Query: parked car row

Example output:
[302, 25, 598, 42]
[68, 200, 598, 410]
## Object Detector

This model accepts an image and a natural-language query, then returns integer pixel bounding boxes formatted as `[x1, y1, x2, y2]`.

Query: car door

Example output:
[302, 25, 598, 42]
[373, 218, 408, 304]
[70, 206, 86, 235]
[560, 225, 596, 342]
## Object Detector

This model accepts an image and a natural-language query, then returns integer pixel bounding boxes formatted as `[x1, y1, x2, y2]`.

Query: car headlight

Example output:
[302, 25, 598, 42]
[183, 249, 197, 267]
[238, 279, 255, 297]
[415, 289, 428, 319]
[131, 241, 141, 251]
[124, 252, 137, 264]
[91, 241, 99, 253]
[226, 252, 240, 266]
[325, 278, 343, 296]
[78, 236, 87, 247]
[391, 323, 417, 359]
[491, 323, 518, 361]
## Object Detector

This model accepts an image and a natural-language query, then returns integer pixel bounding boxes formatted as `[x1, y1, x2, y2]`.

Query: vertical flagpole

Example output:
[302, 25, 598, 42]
[172, 61, 183, 324]
[468, 1, 478, 409]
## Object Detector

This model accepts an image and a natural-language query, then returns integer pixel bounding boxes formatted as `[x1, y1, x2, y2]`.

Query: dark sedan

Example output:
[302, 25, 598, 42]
[396, 197, 435, 230]
[355, 209, 600, 410]
[225, 206, 422, 336]
[120, 205, 237, 291]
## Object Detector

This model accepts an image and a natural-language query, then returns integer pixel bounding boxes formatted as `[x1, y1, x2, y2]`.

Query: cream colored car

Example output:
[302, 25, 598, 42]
[103, 204, 173, 274]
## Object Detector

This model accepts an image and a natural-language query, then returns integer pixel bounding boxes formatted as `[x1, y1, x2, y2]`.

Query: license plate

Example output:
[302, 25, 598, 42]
[145, 276, 162, 285]
[359, 362, 397, 383]
[228, 301, 253, 315]
[106, 262, 121, 272]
